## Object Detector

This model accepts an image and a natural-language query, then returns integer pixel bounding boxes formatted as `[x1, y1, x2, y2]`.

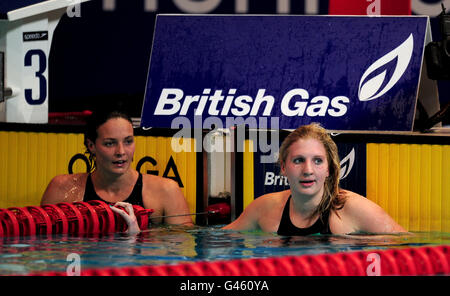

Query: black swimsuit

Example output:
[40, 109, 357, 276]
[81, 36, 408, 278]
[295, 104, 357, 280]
[83, 173, 145, 207]
[277, 195, 332, 236]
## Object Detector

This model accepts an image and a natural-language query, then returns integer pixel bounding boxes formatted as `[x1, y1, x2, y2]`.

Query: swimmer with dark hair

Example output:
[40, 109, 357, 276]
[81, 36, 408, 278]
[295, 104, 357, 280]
[41, 108, 193, 231]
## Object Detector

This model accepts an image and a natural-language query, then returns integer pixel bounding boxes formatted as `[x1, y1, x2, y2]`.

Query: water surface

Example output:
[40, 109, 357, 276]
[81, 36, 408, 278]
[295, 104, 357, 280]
[1, 225, 448, 275]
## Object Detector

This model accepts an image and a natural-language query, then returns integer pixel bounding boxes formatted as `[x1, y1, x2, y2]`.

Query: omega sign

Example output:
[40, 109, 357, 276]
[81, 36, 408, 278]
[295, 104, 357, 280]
[68, 154, 184, 187]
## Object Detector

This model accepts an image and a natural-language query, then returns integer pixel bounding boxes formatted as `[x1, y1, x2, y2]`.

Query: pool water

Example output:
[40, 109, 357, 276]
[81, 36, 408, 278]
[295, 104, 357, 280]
[0, 225, 449, 275]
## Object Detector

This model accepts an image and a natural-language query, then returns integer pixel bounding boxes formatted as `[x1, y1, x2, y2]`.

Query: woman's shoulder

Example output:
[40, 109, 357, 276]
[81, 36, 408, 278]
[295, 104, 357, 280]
[249, 190, 290, 210]
[41, 173, 88, 205]
[336, 190, 372, 216]
[339, 190, 378, 212]
[142, 173, 177, 186]
[49, 173, 88, 187]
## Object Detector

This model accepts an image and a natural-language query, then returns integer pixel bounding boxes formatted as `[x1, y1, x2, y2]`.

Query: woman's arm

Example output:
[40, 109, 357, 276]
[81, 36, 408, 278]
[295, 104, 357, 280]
[160, 179, 194, 226]
[222, 196, 267, 231]
[342, 191, 406, 233]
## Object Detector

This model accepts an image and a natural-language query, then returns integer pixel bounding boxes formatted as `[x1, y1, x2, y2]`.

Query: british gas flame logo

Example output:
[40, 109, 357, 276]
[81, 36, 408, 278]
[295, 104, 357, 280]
[339, 148, 355, 180]
[358, 34, 414, 102]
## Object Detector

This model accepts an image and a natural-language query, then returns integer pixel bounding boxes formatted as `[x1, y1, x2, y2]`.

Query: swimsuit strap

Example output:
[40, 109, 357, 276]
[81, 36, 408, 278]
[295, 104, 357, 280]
[277, 195, 331, 236]
[123, 173, 144, 206]
[83, 173, 144, 207]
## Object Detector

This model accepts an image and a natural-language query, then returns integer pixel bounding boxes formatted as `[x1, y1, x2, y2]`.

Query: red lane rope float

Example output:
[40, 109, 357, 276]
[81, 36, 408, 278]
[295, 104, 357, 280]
[56, 202, 85, 235]
[388, 248, 417, 275]
[40, 204, 68, 235]
[73, 202, 100, 234]
[134, 205, 149, 230]
[378, 250, 399, 275]
[339, 252, 366, 276]
[7, 207, 36, 236]
[26, 206, 53, 235]
[424, 245, 449, 274]
[0, 201, 152, 237]
[24, 245, 450, 276]
[0, 209, 20, 237]
[86, 200, 116, 233]
[287, 256, 313, 276]
[321, 253, 348, 276]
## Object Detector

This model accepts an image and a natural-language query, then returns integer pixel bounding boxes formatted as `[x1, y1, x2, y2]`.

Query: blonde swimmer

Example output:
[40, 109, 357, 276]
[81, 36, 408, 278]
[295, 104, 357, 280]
[223, 124, 406, 235]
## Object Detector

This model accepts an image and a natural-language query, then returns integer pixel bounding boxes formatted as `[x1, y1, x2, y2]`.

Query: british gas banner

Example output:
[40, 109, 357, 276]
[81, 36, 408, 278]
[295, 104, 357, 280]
[141, 15, 429, 131]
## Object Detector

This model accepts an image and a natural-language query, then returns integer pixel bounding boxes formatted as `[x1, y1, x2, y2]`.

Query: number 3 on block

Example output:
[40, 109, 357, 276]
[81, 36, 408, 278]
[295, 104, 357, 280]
[24, 49, 47, 105]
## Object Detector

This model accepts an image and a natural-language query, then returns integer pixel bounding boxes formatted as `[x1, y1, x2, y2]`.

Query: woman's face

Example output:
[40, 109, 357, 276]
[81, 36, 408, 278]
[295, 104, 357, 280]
[88, 117, 135, 175]
[281, 137, 329, 199]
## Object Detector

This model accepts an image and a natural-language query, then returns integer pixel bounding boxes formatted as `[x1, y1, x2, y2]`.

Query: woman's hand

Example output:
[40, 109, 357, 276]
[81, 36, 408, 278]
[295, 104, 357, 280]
[109, 202, 141, 234]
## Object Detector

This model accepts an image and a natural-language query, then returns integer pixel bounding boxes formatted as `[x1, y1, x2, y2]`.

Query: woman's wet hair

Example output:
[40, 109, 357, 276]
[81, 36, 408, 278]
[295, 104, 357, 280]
[84, 108, 133, 172]
[278, 123, 346, 220]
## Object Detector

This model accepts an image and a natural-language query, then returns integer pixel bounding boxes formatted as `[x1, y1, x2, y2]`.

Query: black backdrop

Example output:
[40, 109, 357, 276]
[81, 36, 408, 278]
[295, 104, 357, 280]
[9, 0, 444, 123]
